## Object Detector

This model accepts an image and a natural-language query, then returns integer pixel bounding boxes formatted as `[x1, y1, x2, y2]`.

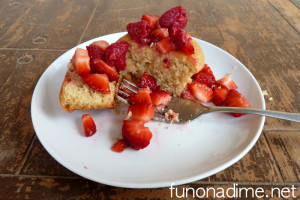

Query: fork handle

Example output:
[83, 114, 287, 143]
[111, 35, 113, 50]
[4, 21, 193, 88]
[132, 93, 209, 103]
[211, 107, 300, 122]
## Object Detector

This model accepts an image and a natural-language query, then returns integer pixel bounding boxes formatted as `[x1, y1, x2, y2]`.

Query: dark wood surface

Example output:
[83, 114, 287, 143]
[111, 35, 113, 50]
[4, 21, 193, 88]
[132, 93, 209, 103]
[0, 0, 299, 199]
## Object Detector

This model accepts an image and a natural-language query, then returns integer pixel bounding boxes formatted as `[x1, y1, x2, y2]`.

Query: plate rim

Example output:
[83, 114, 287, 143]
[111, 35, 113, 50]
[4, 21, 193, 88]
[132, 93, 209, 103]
[31, 32, 265, 188]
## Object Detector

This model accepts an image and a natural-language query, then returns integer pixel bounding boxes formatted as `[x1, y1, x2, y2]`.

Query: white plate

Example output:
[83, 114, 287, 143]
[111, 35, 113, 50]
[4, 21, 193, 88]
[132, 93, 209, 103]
[31, 32, 265, 188]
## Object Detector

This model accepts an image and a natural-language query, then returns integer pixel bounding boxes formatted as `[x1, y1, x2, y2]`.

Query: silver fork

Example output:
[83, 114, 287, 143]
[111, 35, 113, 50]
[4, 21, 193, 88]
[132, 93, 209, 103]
[117, 79, 300, 124]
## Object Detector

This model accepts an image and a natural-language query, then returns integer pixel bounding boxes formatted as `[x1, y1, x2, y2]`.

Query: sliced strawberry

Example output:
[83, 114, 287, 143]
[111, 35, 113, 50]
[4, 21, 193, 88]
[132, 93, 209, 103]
[224, 89, 251, 117]
[104, 41, 129, 71]
[213, 86, 229, 106]
[86, 44, 103, 62]
[128, 88, 152, 104]
[192, 64, 208, 79]
[142, 15, 160, 29]
[91, 59, 120, 82]
[217, 75, 238, 90]
[195, 72, 215, 88]
[150, 90, 172, 107]
[155, 37, 177, 54]
[138, 72, 160, 91]
[181, 38, 194, 55]
[151, 28, 169, 42]
[128, 103, 154, 123]
[82, 114, 96, 137]
[180, 87, 194, 100]
[188, 82, 214, 102]
[91, 40, 109, 51]
[122, 120, 153, 150]
[72, 48, 91, 77]
[83, 74, 110, 94]
[111, 139, 128, 153]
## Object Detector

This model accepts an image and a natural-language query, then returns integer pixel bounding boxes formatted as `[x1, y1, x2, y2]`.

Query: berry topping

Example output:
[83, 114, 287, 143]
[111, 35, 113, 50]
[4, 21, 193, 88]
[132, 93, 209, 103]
[217, 75, 238, 90]
[127, 20, 152, 46]
[91, 59, 120, 82]
[213, 86, 229, 106]
[86, 44, 103, 62]
[151, 28, 169, 42]
[159, 6, 187, 29]
[83, 73, 110, 94]
[180, 87, 195, 100]
[122, 120, 153, 150]
[91, 40, 109, 51]
[128, 103, 154, 123]
[138, 72, 160, 91]
[181, 38, 195, 55]
[194, 65, 216, 87]
[82, 114, 96, 137]
[142, 15, 160, 29]
[224, 89, 251, 117]
[111, 139, 128, 153]
[169, 27, 188, 49]
[150, 90, 172, 107]
[128, 88, 152, 104]
[155, 37, 177, 54]
[104, 41, 129, 71]
[72, 48, 91, 77]
[188, 82, 214, 102]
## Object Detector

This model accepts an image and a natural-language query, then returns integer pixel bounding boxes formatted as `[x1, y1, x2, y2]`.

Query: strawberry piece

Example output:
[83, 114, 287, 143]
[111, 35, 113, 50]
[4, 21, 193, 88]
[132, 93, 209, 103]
[192, 64, 207, 79]
[181, 38, 194, 55]
[150, 90, 172, 107]
[104, 41, 129, 71]
[127, 20, 152, 46]
[83, 74, 110, 94]
[128, 103, 154, 123]
[138, 72, 160, 91]
[188, 82, 214, 102]
[180, 87, 194, 100]
[128, 88, 152, 104]
[217, 75, 238, 90]
[169, 27, 188, 49]
[195, 72, 215, 88]
[142, 14, 160, 29]
[122, 120, 152, 150]
[91, 59, 120, 82]
[82, 114, 96, 137]
[91, 40, 109, 51]
[155, 37, 177, 54]
[213, 86, 229, 106]
[72, 48, 91, 77]
[111, 139, 128, 153]
[224, 89, 251, 117]
[151, 28, 169, 42]
[159, 6, 187, 29]
[86, 44, 103, 62]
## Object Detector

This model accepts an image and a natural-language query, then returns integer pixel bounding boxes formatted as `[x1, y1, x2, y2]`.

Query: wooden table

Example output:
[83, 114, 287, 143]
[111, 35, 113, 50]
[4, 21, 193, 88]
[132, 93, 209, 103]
[0, 0, 299, 199]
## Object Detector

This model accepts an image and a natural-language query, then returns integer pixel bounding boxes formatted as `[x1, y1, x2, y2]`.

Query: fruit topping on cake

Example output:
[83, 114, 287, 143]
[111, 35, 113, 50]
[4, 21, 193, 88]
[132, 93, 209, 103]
[82, 114, 97, 137]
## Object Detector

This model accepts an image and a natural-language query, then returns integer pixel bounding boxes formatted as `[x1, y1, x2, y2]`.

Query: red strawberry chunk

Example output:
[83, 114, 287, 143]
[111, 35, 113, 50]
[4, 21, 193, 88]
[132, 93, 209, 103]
[104, 41, 129, 71]
[151, 28, 169, 42]
[150, 90, 172, 107]
[111, 139, 128, 153]
[224, 89, 251, 117]
[169, 27, 188, 49]
[180, 87, 195, 100]
[188, 82, 214, 102]
[192, 64, 215, 81]
[86, 44, 103, 62]
[128, 103, 154, 123]
[72, 48, 91, 77]
[91, 59, 120, 82]
[195, 72, 215, 87]
[155, 37, 177, 54]
[181, 38, 194, 55]
[128, 88, 152, 104]
[138, 72, 160, 91]
[217, 75, 238, 90]
[159, 6, 187, 29]
[91, 40, 109, 51]
[82, 114, 96, 137]
[127, 20, 152, 46]
[142, 15, 160, 29]
[192, 64, 208, 79]
[213, 86, 229, 106]
[83, 73, 110, 94]
[122, 120, 153, 150]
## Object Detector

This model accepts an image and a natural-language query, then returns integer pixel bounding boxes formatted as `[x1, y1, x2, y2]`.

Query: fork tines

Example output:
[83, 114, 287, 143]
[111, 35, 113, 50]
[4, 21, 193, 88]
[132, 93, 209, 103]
[117, 79, 140, 103]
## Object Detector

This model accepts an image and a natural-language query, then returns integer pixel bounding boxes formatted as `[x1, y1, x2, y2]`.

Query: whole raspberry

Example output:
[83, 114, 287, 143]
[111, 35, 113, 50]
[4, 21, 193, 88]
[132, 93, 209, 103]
[159, 6, 187, 29]
[104, 41, 129, 71]
[127, 20, 152, 46]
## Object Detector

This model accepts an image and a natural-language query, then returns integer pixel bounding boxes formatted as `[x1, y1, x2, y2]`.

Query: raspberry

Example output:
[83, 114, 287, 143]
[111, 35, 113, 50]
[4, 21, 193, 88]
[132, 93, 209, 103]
[159, 6, 187, 29]
[104, 41, 129, 71]
[127, 20, 152, 46]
